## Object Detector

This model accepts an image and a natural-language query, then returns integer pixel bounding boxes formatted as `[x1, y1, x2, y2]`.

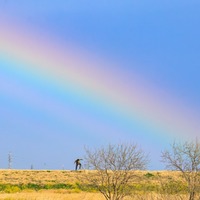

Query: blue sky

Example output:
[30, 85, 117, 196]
[3, 0, 198, 105]
[0, 0, 200, 170]
[1, 1, 200, 98]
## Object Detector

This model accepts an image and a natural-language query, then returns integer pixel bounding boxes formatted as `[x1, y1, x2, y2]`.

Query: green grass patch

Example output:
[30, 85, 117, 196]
[144, 172, 154, 178]
[0, 181, 190, 194]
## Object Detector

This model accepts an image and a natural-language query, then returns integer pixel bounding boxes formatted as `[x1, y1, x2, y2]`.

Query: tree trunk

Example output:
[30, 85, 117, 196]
[189, 191, 195, 200]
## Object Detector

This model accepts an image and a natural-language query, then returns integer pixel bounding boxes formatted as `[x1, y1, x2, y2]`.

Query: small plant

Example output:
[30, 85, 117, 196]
[144, 172, 154, 178]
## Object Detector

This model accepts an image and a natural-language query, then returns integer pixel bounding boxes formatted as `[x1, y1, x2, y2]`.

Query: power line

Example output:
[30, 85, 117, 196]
[8, 152, 12, 169]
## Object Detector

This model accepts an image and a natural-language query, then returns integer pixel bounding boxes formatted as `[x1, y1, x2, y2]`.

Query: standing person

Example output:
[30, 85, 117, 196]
[74, 159, 82, 170]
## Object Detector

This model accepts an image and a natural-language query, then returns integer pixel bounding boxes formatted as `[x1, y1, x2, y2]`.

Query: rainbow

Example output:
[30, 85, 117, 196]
[0, 18, 199, 145]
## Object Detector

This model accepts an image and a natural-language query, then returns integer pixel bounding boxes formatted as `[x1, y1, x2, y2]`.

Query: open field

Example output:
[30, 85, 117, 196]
[0, 170, 192, 200]
[0, 192, 191, 200]
[0, 169, 183, 185]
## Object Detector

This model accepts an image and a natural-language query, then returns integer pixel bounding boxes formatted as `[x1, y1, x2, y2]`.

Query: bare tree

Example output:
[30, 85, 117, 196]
[161, 139, 200, 200]
[81, 143, 149, 200]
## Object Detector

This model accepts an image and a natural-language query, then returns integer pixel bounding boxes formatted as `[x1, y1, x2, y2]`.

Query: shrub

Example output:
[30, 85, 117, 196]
[144, 172, 154, 178]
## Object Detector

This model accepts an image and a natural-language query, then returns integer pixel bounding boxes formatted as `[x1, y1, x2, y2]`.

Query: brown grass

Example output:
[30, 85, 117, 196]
[0, 192, 190, 200]
[0, 169, 79, 185]
[0, 191, 104, 200]
[0, 169, 183, 185]
[0, 170, 188, 200]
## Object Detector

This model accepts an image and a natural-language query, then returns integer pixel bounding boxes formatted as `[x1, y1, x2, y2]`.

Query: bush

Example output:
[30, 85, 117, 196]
[144, 173, 154, 178]
[160, 180, 187, 194]
[2, 185, 21, 193]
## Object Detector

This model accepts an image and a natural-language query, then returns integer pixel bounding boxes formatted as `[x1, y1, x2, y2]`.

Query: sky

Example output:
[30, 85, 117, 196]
[0, 0, 199, 170]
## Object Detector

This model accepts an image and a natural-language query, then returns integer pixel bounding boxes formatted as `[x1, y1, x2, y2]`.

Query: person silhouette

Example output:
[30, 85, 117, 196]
[74, 159, 82, 170]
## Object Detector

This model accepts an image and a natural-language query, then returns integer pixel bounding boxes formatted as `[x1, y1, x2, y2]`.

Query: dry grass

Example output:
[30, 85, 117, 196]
[0, 191, 104, 200]
[0, 169, 79, 185]
[0, 170, 189, 200]
[0, 169, 183, 185]
[0, 192, 191, 200]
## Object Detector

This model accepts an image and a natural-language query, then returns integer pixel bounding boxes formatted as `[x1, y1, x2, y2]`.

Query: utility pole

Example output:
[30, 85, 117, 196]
[8, 152, 12, 169]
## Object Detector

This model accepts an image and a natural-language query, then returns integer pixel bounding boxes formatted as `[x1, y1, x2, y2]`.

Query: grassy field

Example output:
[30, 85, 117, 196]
[0, 170, 191, 200]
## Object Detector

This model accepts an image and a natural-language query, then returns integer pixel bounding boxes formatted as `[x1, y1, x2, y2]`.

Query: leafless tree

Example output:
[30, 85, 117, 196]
[81, 143, 149, 200]
[161, 139, 200, 200]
